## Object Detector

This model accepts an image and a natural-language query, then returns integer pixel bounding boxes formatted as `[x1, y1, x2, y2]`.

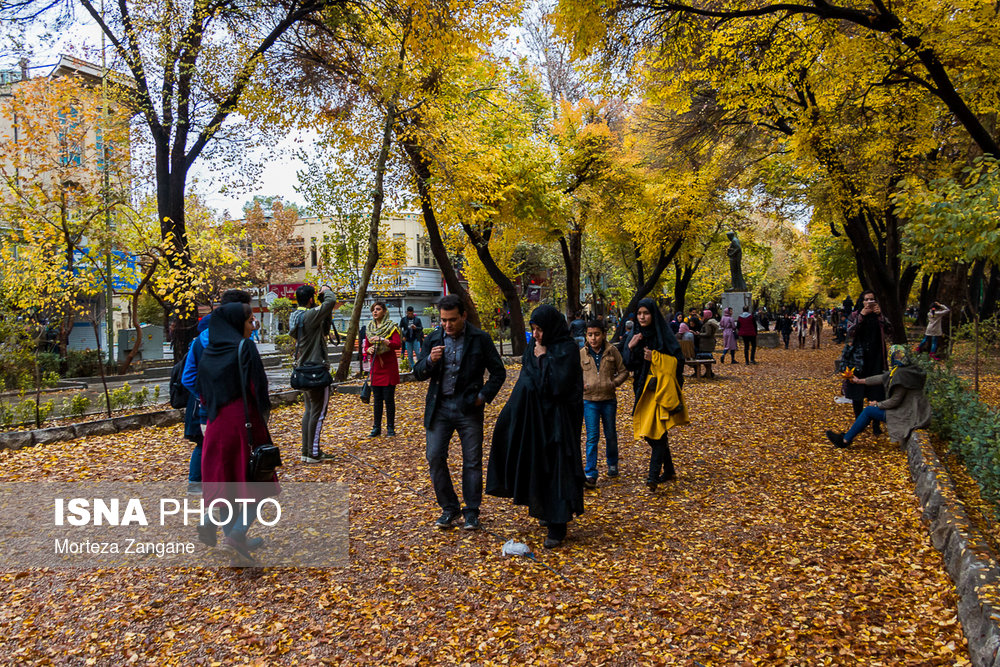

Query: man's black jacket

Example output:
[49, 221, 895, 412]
[413, 323, 506, 429]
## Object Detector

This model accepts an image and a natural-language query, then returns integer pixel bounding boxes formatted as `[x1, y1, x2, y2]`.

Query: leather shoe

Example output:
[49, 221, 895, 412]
[826, 430, 849, 448]
[584, 476, 597, 489]
[369, 428, 381, 438]
[645, 478, 658, 492]
[543, 537, 562, 549]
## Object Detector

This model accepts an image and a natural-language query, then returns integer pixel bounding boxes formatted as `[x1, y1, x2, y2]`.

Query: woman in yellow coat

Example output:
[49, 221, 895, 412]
[623, 298, 689, 491]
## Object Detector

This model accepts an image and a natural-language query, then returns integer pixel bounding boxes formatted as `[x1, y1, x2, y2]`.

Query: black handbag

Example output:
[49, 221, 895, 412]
[238, 340, 282, 482]
[291, 363, 333, 389]
[290, 332, 333, 389]
[360, 380, 371, 404]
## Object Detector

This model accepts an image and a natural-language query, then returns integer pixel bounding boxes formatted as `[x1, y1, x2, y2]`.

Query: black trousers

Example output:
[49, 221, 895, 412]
[372, 385, 396, 430]
[426, 397, 484, 514]
[646, 434, 675, 481]
[741, 335, 757, 363]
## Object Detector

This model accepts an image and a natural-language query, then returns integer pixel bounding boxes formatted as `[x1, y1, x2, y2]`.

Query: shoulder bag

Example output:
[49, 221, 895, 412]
[239, 340, 282, 482]
[290, 326, 333, 390]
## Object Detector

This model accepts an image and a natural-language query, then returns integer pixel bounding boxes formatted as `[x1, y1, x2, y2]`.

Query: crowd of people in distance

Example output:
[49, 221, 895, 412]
[178, 287, 940, 564]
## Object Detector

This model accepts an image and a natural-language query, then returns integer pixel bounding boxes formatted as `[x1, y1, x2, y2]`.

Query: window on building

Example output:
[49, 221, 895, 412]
[288, 237, 305, 268]
[417, 235, 436, 268]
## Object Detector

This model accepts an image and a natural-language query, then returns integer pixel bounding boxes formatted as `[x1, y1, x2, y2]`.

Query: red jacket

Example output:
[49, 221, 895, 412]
[736, 314, 757, 336]
[366, 330, 401, 386]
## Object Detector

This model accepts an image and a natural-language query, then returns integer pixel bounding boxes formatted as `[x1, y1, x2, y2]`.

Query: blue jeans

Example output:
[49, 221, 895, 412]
[845, 405, 886, 443]
[584, 400, 619, 479]
[188, 443, 202, 483]
[920, 335, 940, 354]
[404, 340, 420, 369]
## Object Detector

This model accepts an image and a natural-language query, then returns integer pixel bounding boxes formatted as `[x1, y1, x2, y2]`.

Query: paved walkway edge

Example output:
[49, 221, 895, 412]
[909, 431, 1000, 667]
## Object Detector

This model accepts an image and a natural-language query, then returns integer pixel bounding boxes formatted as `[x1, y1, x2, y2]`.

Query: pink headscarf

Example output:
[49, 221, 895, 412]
[702, 309, 713, 320]
[724, 307, 732, 316]
[678, 323, 690, 334]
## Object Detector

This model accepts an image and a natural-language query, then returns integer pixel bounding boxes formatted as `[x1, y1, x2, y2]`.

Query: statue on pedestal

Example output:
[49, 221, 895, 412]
[726, 231, 747, 292]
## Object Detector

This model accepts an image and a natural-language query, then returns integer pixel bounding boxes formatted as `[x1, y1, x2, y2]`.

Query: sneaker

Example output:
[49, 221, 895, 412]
[219, 535, 256, 567]
[645, 478, 658, 492]
[657, 472, 676, 484]
[386, 428, 396, 437]
[462, 514, 480, 531]
[435, 510, 460, 529]
[186, 482, 202, 495]
[584, 476, 597, 489]
[369, 428, 381, 438]
[301, 451, 335, 463]
[825, 430, 849, 449]
[607, 465, 619, 478]
[246, 536, 265, 551]
[196, 523, 217, 548]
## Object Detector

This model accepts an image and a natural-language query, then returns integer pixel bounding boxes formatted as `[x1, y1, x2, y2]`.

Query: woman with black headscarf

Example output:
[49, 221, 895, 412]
[197, 302, 278, 565]
[623, 298, 688, 491]
[844, 290, 892, 434]
[486, 305, 585, 549]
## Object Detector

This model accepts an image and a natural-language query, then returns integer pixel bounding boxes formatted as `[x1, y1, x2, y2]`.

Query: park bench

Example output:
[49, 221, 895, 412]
[679, 340, 715, 379]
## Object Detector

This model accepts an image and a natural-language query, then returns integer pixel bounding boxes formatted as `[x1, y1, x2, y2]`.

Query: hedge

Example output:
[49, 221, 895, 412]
[921, 358, 1000, 515]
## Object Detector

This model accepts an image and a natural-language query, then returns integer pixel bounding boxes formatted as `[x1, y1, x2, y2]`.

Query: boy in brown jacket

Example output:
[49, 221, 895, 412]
[580, 322, 630, 488]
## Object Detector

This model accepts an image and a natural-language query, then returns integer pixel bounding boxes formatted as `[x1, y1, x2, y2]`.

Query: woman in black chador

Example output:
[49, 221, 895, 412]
[486, 305, 585, 549]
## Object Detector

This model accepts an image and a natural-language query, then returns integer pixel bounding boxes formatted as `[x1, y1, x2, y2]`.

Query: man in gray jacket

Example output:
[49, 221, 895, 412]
[290, 284, 336, 463]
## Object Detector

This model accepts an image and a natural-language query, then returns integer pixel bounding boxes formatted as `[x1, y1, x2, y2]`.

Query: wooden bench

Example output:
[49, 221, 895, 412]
[679, 340, 715, 379]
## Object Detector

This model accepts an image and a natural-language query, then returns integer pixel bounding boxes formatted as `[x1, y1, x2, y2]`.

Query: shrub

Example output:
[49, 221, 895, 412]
[65, 349, 104, 378]
[111, 383, 133, 411]
[274, 334, 295, 357]
[922, 358, 1000, 514]
[132, 386, 150, 408]
[36, 352, 61, 377]
[63, 394, 92, 418]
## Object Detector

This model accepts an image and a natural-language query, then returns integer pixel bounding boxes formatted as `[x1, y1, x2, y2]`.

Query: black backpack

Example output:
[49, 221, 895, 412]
[169, 359, 190, 409]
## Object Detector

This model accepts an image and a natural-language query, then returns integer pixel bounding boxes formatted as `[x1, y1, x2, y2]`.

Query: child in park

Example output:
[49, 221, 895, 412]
[579, 321, 630, 488]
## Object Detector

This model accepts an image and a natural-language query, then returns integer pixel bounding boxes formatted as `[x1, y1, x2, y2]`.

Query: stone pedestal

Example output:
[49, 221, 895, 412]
[757, 332, 780, 348]
[721, 291, 752, 315]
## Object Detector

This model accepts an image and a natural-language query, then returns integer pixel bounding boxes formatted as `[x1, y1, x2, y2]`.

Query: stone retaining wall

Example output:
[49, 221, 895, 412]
[908, 431, 1000, 667]
[0, 371, 436, 451]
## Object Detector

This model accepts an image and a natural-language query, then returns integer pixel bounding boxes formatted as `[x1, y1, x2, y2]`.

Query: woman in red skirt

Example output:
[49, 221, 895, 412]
[197, 302, 278, 565]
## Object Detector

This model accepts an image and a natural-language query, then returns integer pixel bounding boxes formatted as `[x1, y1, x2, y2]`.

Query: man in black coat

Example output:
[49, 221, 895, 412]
[414, 294, 506, 531]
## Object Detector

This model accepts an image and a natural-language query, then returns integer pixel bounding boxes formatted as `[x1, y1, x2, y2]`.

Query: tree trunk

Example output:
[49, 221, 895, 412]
[982, 262, 1000, 319]
[916, 273, 937, 327]
[559, 230, 582, 317]
[461, 221, 526, 356]
[336, 105, 395, 381]
[673, 261, 695, 317]
[398, 135, 481, 328]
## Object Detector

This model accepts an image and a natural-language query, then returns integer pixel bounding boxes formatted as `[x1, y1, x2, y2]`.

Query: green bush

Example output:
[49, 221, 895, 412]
[63, 394, 92, 418]
[36, 352, 61, 377]
[65, 350, 104, 378]
[274, 334, 295, 356]
[111, 383, 134, 411]
[922, 358, 1000, 514]
[132, 386, 150, 408]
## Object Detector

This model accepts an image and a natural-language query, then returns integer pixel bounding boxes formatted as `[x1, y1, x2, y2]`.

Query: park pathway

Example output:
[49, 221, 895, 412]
[0, 339, 969, 664]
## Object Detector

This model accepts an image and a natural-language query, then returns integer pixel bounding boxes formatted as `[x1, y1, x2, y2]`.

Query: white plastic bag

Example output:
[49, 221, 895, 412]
[501, 540, 532, 558]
